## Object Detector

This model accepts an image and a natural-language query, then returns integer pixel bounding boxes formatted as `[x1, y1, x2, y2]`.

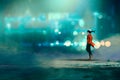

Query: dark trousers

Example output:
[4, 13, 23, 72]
[86, 43, 92, 56]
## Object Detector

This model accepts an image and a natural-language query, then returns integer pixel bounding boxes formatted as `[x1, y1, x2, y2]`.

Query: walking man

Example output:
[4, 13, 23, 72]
[86, 30, 95, 60]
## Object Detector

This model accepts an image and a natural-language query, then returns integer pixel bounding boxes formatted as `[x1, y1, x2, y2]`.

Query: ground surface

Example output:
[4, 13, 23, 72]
[0, 59, 120, 80]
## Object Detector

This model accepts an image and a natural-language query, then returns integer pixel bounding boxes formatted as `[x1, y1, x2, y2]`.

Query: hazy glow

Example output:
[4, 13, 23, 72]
[56, 41, 59, 45]
[54, 29, 59, 33]
[73, 42, 78, 46]
[82, 32, 85, 35]
[98, 15, 103, 19]
[73, 31, 78, 36]
[64, 40, 71, 47]
[93, 12, 99, 16]
[105, 41, 111, 47]
[38, 43, 42, 46]
[100, 40, 105, 46]
[48, 13, 67, 20]
[79, 19, 85, 27]
[50, 43, 54, 47]
[94, 41, 101, 49]
[58, 32, 61, 34]
[6, 23, 11, 29]
[43, 30, 47, 35]
[32, 17, 36, 21]
[82, 42, 86, 46]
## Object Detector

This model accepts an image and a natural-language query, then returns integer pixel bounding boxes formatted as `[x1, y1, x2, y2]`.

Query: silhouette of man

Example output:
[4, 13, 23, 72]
[86, 30, 95, 60]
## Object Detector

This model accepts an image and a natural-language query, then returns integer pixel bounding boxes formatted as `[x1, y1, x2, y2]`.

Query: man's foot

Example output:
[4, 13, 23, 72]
[89, 55, 93, 60]
[88, 58, 92, 61]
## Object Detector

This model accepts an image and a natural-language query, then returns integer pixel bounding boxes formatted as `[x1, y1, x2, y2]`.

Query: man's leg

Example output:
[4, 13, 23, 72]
[89, 45, 93, 60]
[86, 44, 92, 60]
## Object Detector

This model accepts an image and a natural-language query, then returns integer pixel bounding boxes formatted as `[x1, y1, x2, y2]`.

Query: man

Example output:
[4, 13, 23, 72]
[86, 30, 95, 60]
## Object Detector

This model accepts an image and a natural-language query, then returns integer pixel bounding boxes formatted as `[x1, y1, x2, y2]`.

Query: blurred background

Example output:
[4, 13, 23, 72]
[0, 0, 120, 80]
[0, 0, 120, 66]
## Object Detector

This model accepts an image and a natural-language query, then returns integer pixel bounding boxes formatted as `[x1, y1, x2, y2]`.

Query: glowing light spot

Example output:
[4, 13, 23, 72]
[56, 41, 59, 45]
[43, 30, 47, 35]
[73, 42, 78, 46]
[32, 17, 36, 21]
[82, 32, 85, 35]
[94, 41, 101, 49]
[64, 40, 71, 47]
[54, 29, 59, 33]
[58, 32, 61, 34]
[105, 41, 111, 47]
[50, 43, 54, 47]
[73, 31, 78, 36]
[48, 13, 63, 20]
[82, 42, 86, 46]
[38, 43, 42, 46]
[6, 23, 11, 29]
[98, 15, 103, 19]
[100, 40, 105, 46]
[79, 19, 85, 27]
[93, 12, 99, 16]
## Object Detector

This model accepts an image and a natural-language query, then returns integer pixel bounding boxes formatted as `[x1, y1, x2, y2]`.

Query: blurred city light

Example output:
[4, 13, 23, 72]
[81, 42, 86, 46]
[54, 29, 59, 33]
[93, 12, 99, 16]
[48, 13, 64, 20]
[73, 31, 78, 36]
[43, 30, 47, 35]
[98, 15, 103, 19]
[58, 32, 61, 35]
[64, 40, 72, 47]
[100, 40, 105, 46]
[38, 43, 42, 47]
[94, 41, 101, 49]
[55, 41, 59, 45]
[73, 42, 78, 46]
[50, 43, 54, 47]
[6, 23, 11, 29]
[82, 32, 85, 35]
[105, 41, 111, 47]
[0, 0, 118, 53]
[79, 19, 85, 27]
[32, 17, 36, 21]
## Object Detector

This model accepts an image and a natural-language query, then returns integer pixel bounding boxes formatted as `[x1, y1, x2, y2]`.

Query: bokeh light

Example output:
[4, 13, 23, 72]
[6, 23, 11, 29]
[54, 29, 59, 33]
[105, 41, 111, 47]
[73, 31, 78, 36]
[100, 40, 105, 46]
[64, 40, 72, 47]
[50, 43, 54, 47]
[32, 17, 36, 21]
[0, 0, 119, 54]
[79, 19, 85, 27]
[82, 32, 85, 35]
[58, 32, 61, 35]
[55, 41, 59, 45]
[94, 41, 101, 49]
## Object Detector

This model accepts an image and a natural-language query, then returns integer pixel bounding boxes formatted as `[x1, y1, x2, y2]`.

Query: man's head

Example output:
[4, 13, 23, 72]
[87, 30, 92, 33]
[87, 29, 95, 33]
